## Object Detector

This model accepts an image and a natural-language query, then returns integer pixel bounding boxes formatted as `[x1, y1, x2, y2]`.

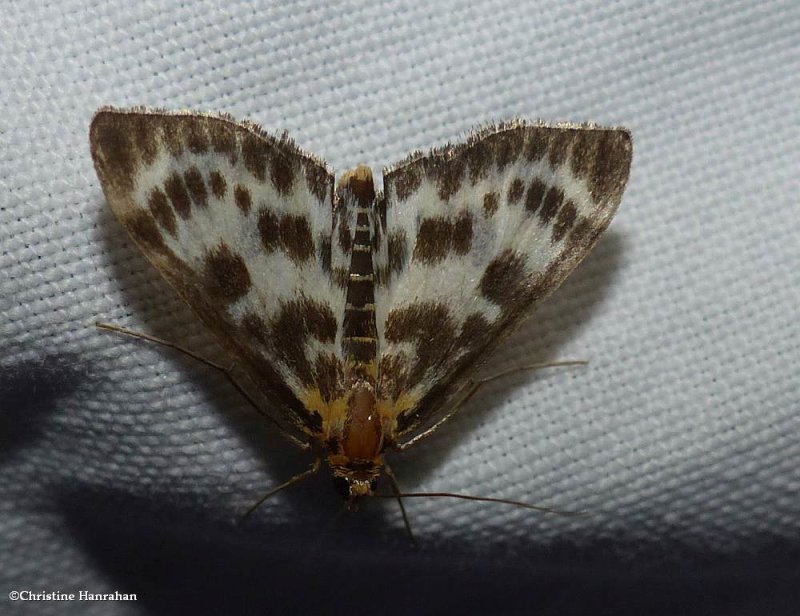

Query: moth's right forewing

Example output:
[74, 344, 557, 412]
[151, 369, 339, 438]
[375, 123, 632, 442]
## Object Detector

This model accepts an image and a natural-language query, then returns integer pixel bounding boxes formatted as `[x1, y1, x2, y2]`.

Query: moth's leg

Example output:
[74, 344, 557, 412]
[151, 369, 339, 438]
[96, 322, 312, 451]
[395, 360, 587, 452]
[383, 463, 417, 548]
[241, 458, 322, 520]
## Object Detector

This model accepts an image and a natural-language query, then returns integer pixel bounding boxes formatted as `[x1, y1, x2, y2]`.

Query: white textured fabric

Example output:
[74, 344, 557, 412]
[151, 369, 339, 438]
[1, 1, 798, 613]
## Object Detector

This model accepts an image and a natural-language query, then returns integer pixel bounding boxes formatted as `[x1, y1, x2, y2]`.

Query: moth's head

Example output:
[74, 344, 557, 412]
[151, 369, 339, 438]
[329, 458, 382, 501]
[336, 164, 375, 206]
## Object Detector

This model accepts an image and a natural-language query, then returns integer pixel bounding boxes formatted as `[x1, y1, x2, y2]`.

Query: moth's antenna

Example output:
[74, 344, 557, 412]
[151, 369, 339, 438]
[383, 464, 417, 547]
[371, 491, 588, 517]
[397, 360, 588, 452]
[97, 321, 226, 369]
[454, 360, 590, 420]
[240, 458, 321, 521]
[96, 322, 311, 451]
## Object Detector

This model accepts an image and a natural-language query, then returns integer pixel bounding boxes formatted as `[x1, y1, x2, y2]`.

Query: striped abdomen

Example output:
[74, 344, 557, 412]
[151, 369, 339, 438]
[338, 165, 378, 380]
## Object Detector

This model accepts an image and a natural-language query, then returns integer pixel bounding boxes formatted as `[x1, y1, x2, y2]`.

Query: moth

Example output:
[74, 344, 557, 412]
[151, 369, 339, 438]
[90, 107, 632, 510]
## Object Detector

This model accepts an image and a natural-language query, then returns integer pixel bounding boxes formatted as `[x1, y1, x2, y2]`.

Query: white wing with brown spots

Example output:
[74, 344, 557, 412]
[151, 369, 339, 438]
[90, 108, 343, 438]
[375, 122, 632, 443]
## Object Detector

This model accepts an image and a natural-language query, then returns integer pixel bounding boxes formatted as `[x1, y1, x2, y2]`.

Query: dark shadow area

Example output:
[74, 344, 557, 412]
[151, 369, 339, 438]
[0, 353, 86, 463]
[58, 481, 800, 616]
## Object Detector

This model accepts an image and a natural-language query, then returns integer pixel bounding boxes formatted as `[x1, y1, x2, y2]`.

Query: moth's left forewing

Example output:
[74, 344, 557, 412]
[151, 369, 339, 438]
[90, 108, 342, 441]
[376, 122, 632, 444]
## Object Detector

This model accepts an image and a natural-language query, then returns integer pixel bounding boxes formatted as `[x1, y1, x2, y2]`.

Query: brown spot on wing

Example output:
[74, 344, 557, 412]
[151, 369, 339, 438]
[452, 211, 473, 254]
[571, 130, 600, 178]
[384, 301, 456, 385]
[507, 178, 524, 205]
[236, 320, 324, 433]
[393, 310, 503, 437]
[494, 129, 524, 170]
[209, 170, 227, 199]
[90, 114, 136, 192]
[183, 167, 208, 208]
[377, 352, 411, 401]
[238, 311, 324, 433]
[436, 157, 464, 201]
[387, 229, 408, 276]
[259, 210, 320, 264]
[414, 217, 451, 263]
[242, 133, 267, 181]
[234, 185, 251, 213]
[271, 155, 295, 195]
[300, 298, 337, 343]
[164, 172, 191, 219]
[270, 303, 314, 385]
[266, 298, 337, 387]
[395, 405, 420, 434]
[483, 192, 499, 217]
[525, 130, 549, 162]
[131, 115, 159, 166]
[207, 120, 237, 165]
[552, 200, 577, 242]
[258, 209, 280, 251]
[413, 213, 473, 262]
[393, 167, 421, 202]
[548, 131, 570, 167]
[315, 353, 344, 402]
[148, 188, 176, 237]
[466, 138, 492, 183]
[590, 130, 632, 204]
[525, 178, 546, 214]
[539, 186, 564, 225]
[159, 119, 183, 157]
[480, 249, 529, 311]
[186, 125, 209, 153]
[280, 214, 314, 262]
[126, 211, 170, 255]
[456, 312, 493, 349]
[305, 163, 331, 203]
[203, 244, 252, 303]
[570, 216, 596, 250]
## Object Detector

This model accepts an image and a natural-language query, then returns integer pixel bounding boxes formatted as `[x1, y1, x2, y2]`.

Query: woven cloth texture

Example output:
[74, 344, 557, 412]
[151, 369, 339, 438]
[1, 1, 798, 614]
